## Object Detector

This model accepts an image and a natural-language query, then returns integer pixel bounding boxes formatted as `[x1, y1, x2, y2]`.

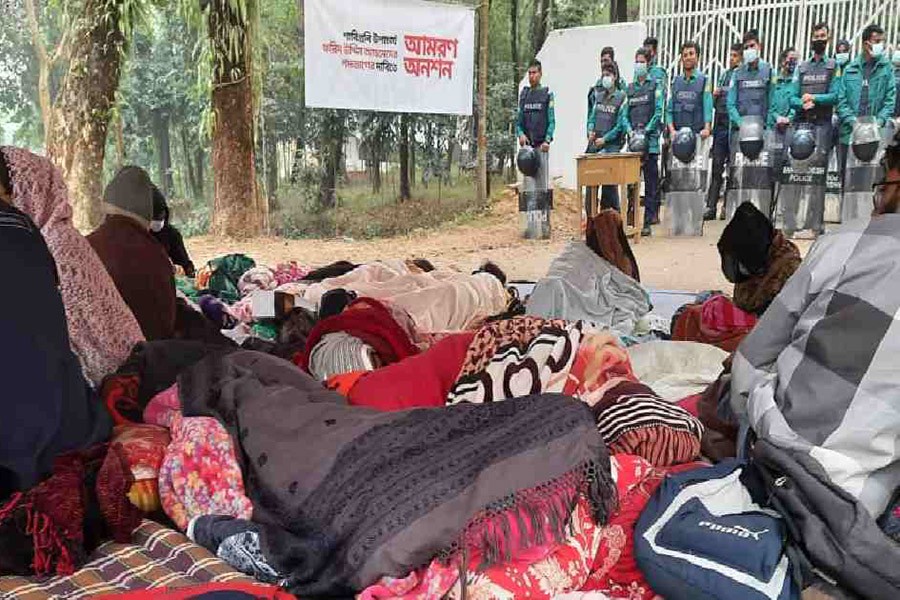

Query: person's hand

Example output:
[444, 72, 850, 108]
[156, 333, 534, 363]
[588, 131, 597, 141]
[668, 124, 676, 136]
[594, 137, 605, 148]
[540, 142, 550, 152]
[518, 134, 528, 147]
[700, 127, 711, 139]
[713, 87, 722, 98]
[803, 100, 815, 111]
[802, 93, 814, 104]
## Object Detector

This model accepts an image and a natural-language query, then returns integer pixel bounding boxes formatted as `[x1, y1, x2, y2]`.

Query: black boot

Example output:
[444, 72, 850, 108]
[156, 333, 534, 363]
[703, 208, 717, 221]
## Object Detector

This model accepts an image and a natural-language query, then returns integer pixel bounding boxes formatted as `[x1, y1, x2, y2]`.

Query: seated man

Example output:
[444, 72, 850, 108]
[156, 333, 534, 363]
[729, 130, 900, 592]
[151, 186, 196, 278]
[89, 166, 176, 341]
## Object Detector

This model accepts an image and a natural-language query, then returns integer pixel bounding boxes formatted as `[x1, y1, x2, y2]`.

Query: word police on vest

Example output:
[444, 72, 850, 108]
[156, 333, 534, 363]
[698, 520, 770, 541]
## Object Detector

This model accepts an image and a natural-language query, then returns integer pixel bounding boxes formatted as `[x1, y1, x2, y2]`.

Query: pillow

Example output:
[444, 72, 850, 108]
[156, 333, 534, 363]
[111, 424, 171, 513]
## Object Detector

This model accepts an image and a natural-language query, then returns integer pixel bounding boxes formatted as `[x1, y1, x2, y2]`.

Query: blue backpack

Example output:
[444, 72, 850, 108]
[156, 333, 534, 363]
[634, 460, 799, 600]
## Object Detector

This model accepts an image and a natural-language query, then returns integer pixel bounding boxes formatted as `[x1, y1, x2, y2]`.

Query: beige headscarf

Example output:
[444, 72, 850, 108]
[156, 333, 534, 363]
[1, 146, 144, 385]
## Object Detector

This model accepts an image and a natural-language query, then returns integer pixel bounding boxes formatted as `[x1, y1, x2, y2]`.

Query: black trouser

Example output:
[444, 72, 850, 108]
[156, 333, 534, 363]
[706, 127, 730, 210]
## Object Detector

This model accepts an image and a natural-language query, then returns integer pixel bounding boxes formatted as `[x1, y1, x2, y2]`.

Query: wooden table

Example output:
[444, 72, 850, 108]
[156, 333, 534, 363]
[576, 152, 644, 243]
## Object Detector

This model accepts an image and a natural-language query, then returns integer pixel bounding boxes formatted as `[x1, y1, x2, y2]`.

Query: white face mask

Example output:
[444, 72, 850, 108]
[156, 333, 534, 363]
[892, 50, 900, 66]
[743, 47, 759, 63]
[835, 52, 850, 66]
[870, 42, 884, 58]
[150, 219, 165, 232]
[601, 75, 614, 90]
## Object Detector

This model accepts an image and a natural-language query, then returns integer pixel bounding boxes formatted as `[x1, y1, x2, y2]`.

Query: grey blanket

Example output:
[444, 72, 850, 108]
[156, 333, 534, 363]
[526, 242, 650, 335]
[179, 351, 614, 597]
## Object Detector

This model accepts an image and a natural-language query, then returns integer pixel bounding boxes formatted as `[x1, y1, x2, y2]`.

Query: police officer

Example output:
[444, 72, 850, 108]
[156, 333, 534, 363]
[644, 36, 669, 218]
[834, 39, 852, 71]
[588, 48, 625, 129]
[837, 24, 897, 173]
[517, 59, 555, 153]
[770, 47, 798, 130]
[892, 46, 900, 117]
[623, 48, 664, 235]
[667, 41, 712, 145]
[705, 42, 743, 220]
[727, 29, 773, 131]
[587, 62, 626, 209]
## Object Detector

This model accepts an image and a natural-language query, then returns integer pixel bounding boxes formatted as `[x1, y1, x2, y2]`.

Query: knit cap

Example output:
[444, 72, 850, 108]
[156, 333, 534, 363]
[103, 166, 154, 226]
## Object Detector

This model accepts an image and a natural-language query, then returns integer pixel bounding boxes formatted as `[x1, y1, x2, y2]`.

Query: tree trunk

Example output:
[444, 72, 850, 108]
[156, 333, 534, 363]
[151, 109, 173, 196]
[114, 110, 126, 169]
[399, 114, 411, 201]
[511, 0, 520, 101]
[24, 0, 66, 144]
[266, 134, 279, 211]
[195, 148, 206, 197]
[46, 0, 126, 231]
[318, 111, 345, 209]
[475, 0, 490, 206]
[610, 0, 628, 23]
[532, 0, 551, 56]
[207, 0, 260, 238]
[180, 127, 198, 202]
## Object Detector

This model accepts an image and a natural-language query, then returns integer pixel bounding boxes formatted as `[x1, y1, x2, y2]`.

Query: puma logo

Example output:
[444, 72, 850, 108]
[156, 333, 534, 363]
[698, 520, 769, 540]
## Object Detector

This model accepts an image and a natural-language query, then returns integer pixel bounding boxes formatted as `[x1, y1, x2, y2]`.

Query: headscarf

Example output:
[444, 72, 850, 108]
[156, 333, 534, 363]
[1, 147, 144, 385]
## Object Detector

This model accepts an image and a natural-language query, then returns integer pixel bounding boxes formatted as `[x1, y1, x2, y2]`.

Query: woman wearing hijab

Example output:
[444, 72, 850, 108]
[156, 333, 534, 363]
[0, 147, 144, 386]
[0, 170, 111, 498]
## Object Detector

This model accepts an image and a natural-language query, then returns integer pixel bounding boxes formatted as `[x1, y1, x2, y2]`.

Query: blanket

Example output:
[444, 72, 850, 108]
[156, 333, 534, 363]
[732, 231, 802, 315]
[178, 351, 616, 597]
[297, 297, 419, 374]
[2, 146, 144, 385]
[627, 341, 729, 402]
[731, 215, 900, 519]
[301, 261, 509, 332]
[526, 242, 650, 335]
[0, 520, 255, 600]
[329, 332, 475, 411]
[307, 332, 379, 381]
[671, 294, 757, 352]
[447, 322, 703, 467]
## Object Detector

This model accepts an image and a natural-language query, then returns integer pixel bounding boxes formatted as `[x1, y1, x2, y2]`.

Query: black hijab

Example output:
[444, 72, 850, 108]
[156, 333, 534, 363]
[0, 202, 111, 499]
[717, 202, 775, 284]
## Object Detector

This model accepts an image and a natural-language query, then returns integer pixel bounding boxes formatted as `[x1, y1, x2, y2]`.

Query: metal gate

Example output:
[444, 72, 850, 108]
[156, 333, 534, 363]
[640, 0, 900, 88]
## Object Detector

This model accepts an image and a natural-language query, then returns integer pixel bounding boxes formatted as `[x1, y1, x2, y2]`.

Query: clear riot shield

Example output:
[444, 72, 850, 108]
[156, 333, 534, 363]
[664, 135, 710, 236]
[725, 116, 773, 221]
[824, 115, 842, 223]
[841, 117, 886, 223]
[775, 122, 832, 235]
[520, 150, 552, 239]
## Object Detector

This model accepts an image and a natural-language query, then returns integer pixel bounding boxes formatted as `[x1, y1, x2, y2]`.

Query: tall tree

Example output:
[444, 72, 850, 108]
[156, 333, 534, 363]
[47, 0, 138, 230]
[475, 0, 490, 205]
[23, 0, 69, 143]
[532, 0, 551, 55]
[510, 0, 519, 102]
[204, 0, 262, 237]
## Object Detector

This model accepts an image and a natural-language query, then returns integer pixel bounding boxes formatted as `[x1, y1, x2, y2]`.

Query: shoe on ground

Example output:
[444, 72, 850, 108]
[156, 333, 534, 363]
[703, 209, 717, 221]
[641, 225, 652, 237]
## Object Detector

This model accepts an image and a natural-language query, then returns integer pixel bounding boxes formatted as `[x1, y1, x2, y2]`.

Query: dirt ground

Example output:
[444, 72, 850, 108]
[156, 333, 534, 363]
[186, 189, 812, 293]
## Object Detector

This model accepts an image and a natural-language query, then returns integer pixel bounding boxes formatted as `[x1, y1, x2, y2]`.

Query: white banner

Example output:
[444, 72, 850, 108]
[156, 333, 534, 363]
[304, 0, 475, 115]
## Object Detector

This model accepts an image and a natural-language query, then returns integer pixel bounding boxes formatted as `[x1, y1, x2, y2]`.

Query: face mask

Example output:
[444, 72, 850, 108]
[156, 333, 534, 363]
[892, 50, 900, 66]
[150, 220, 165, 232]
[835, 52, 850, 66]
[870, 42, 884, 57]
[633, 63, 648, 78]
[601, 75, 614, 90]
[785, 60, 797, 74]
[811, 39, 827, 55]
[743, 47, 759, 63]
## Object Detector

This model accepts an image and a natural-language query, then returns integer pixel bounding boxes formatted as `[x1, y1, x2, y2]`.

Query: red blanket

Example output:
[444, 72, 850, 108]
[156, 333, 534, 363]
[327, 332, 475, 411]
[296, 297, 420, 372]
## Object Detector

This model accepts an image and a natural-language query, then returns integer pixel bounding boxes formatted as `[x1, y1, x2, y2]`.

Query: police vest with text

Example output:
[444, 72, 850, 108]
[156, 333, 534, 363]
[797, 58, 837, 123]
[735, 63, 772, 121]
[520, 87, 551, 146]
[714, 70, 734, 128]
[672, 73, 707, 132]
[627, 78, 658, 131]
[593, 91, 625, 138]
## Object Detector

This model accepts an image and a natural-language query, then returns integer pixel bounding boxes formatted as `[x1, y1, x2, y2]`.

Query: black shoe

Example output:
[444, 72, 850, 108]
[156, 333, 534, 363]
[641, 225, 652, 237]
[703, 209, 716, 221]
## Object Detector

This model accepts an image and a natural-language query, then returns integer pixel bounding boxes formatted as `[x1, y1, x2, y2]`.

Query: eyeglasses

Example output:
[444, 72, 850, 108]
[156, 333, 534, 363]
[872, 179, 900, 208]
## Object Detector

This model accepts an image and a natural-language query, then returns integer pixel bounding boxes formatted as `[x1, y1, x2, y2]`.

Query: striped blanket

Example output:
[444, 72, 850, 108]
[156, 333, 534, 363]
[0, 521, 252, 599]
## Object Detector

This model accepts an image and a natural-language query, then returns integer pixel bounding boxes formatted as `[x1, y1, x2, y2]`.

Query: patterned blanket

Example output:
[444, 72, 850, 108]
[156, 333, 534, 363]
[0, 521, 252, 599]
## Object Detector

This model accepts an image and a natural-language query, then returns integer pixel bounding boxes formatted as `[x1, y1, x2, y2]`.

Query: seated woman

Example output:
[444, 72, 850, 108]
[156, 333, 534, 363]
[0, 197, 111, 499]
[0, 146, 144, 386]
[729, 134, 900, 596]
[88, 167, 177, 341]
[151, 186, 196, 278]
[717, 201, 801, 316]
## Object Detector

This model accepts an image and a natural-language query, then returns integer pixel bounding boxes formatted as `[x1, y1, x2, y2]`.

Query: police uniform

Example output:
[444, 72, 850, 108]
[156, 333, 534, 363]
[587, 88, 626, 209]
[706, 68, 736, 214]
[517, 85, 555, 146]
[727, 60, 773, 129]
[624, 76, 664, 225]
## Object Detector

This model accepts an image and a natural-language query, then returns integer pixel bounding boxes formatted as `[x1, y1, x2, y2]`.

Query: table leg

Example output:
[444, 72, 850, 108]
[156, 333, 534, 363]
[632, 181, 643, 244]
